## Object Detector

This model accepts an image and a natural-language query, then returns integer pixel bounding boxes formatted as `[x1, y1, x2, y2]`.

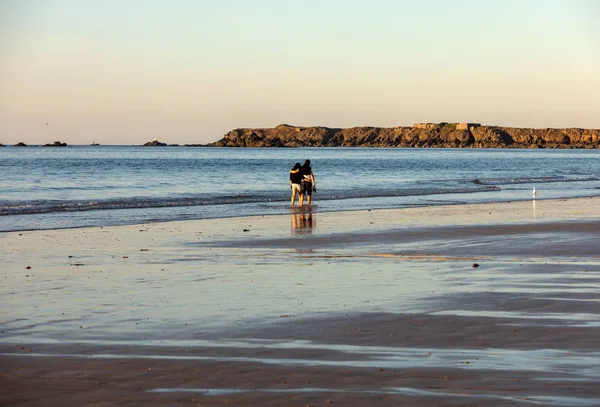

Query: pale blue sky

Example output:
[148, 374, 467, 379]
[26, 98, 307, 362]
[1, 0, 599, 144]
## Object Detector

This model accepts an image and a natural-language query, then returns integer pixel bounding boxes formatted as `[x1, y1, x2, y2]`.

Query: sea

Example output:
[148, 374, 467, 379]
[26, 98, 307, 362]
[1, 146, 599, 232]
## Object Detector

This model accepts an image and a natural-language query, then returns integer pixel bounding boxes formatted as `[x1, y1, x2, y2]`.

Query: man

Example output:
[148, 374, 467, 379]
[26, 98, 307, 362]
[299, 159, 316, 205]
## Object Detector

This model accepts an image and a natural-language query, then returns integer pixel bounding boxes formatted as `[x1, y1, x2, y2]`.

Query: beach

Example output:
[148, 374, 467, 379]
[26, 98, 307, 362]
[1, 197, 600, 406]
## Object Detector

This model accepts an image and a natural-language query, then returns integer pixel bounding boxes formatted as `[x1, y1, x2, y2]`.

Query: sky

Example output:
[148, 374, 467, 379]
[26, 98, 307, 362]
[1, 0, 599, 145]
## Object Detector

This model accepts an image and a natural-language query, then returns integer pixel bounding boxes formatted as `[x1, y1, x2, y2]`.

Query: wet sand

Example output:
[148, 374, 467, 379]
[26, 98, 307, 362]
[1, 197, 600, 406]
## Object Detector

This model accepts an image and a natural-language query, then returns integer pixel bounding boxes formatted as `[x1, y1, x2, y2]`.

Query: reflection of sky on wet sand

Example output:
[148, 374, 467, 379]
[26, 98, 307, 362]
[1, 216, 600, 341]
[2, 201, 600, 406]
[147, 388, 600, 406]
[4, 342, 600, 405]
[4, 338, 600, 379]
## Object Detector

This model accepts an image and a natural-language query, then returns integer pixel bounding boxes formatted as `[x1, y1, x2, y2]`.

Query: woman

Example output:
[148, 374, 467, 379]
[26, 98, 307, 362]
[289, 162, 303, 205]
[299, 159, 316, 206]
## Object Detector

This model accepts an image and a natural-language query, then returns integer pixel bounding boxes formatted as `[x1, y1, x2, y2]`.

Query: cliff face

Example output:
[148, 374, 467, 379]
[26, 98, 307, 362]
[209, 123, 600, 148]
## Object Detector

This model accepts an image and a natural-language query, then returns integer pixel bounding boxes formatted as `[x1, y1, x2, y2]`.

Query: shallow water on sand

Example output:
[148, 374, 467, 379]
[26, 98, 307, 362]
[2, 212, 599, 342]
[2, 202, 600, 406]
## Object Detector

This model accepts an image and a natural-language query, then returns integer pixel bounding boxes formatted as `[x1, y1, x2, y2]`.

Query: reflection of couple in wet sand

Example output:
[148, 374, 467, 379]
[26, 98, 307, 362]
[290, 159, 316, 206]
[290, 207, 316, 234]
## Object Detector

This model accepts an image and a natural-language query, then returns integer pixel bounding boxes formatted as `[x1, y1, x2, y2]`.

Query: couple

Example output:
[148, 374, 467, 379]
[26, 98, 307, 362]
[290, 159, 316, 206]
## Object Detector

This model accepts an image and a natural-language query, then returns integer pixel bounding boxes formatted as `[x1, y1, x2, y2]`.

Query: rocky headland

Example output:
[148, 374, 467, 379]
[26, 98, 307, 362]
[209, 123, 600, 148]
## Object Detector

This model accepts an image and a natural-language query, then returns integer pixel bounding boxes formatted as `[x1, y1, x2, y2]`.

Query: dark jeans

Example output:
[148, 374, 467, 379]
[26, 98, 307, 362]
[301, 181, 312, 196]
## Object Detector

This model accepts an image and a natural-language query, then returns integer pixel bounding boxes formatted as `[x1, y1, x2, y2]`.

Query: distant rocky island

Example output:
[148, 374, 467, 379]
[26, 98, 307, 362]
[209, 123, 600, 149]
[144, 139, 167, 146]
[8, 141, 67, 147]
[44, 141, 67, 147]
[143, 139, 179, 146]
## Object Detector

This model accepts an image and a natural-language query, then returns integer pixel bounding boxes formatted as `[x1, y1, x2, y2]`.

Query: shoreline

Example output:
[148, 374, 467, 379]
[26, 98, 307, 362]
[3, 145, 600, 233]
[2, 197, 600, 406]
[3, 193, 600, 234]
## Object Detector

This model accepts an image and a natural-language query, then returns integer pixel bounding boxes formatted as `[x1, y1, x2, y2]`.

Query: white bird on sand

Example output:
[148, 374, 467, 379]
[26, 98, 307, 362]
[532, 187, 537, 198]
